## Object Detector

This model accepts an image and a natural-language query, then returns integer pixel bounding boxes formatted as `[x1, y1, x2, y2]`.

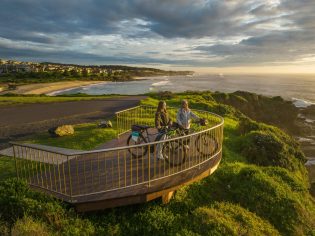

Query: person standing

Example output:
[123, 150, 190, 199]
[176, 99, 200, 134]
[155, 101, 172, 160]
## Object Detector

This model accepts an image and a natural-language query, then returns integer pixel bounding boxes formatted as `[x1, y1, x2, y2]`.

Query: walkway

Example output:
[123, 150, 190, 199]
[0, 96, 146, 147]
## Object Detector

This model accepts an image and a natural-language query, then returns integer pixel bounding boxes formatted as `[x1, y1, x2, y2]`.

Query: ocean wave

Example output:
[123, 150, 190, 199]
[47, 82, 107, 96]
[47, 87, 77, 96]
[292, 98, 315, 108]
[151, 80, 171, 87]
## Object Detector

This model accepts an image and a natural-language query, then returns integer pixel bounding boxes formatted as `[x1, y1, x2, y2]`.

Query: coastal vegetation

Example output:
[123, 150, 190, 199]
[0, 91, 314, 235]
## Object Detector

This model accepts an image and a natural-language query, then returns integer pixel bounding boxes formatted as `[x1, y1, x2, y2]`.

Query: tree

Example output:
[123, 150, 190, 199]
[82, 68, 89, 77]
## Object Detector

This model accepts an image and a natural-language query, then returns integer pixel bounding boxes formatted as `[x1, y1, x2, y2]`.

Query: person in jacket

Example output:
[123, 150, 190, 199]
[155, 101, 172, 160]
[176, 99, 200, 134]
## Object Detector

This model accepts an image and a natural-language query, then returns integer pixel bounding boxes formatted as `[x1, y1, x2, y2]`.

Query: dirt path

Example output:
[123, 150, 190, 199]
[0, 96, 146, 147]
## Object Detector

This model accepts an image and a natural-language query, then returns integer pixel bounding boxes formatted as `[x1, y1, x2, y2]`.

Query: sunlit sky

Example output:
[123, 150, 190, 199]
[1, 0, 315, 74]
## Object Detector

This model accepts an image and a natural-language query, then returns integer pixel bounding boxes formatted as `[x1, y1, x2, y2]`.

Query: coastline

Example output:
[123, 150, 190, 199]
[2, 81, 107, 95]
[0, 75, 182, 96]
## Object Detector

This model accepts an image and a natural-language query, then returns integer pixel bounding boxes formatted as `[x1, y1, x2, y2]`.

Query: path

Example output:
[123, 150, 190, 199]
[0, 96, 146, 148]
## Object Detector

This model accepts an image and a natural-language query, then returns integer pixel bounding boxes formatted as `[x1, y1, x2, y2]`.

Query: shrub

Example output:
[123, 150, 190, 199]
[11, 216, 50, 236]
[60, 217, 95, 236]
[213, 91, 299, 133]
[0, 178, 67, 228]
[238, 117, 260, 135]
[127, 205, 178, 235]
[240, 130, 306, 174]
[239, 118, 306, 162]
[156, 91, 174, 100]
[177, 163, 315, 235]
[0, 178, 34, 224]
[0, 220, 9, 236]
[189, 202, 280, 236]
[55, 125, 75, 137]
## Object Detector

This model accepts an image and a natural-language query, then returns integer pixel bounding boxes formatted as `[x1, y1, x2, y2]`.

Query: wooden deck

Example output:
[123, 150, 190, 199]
[15, 130, 222, 211]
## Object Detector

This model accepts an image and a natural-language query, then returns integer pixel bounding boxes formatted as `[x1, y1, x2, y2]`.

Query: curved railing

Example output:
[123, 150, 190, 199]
[11, 105, 224, 204]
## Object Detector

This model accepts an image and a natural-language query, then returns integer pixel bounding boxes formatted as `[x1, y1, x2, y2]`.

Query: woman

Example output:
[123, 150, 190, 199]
[155, 101, 172, 160]
[176, 99, 199, 134]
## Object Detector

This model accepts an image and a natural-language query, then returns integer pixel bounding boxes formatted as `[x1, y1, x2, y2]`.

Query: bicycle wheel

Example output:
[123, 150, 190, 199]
[195, 134, 219, 156]
[127, 133, 148, 158]
[163, 140, 187, 166]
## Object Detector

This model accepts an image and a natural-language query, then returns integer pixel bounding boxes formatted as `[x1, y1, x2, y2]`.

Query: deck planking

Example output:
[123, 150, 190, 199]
[15, 130, 221, 210]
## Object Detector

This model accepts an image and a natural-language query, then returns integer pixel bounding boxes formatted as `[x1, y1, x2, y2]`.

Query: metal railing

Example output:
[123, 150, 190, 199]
[12, 105, 224, 203]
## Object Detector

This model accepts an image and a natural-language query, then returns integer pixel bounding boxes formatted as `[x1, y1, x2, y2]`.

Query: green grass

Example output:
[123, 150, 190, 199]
[0, 156, 16, 180]
[0, 91, 314, 235]
[27, 122, 117, 150]
[0, 94, 121, 106]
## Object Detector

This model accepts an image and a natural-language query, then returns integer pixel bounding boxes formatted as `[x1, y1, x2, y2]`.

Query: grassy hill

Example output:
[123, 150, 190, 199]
[0, 91, 314, 235]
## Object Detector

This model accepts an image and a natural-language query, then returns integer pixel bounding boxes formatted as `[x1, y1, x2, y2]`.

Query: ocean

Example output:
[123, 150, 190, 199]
[51, 74, 315, 107]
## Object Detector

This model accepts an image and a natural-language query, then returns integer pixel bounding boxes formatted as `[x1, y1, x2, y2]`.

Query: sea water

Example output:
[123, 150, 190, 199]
[52, 74, 315, 106]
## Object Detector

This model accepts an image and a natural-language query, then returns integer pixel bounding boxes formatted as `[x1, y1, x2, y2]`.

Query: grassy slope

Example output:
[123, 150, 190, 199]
[0, 92, 314, 235]
[0, 94, 121, 106]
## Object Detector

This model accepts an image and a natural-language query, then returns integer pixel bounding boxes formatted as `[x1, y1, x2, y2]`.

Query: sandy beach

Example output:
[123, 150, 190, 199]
[6, 81, 107, 95]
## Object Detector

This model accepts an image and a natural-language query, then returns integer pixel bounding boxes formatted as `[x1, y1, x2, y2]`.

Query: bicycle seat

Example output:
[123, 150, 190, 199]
[131, 124, 151, 131]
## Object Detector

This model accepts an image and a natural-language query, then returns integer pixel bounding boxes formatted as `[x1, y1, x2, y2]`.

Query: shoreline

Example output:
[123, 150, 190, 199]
[1, 80, 108, 95]
[0, 76, 160, 95]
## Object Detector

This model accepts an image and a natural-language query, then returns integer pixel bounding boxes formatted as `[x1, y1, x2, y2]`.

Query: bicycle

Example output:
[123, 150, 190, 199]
[192, 119, 219, 156]
[163, 119, 219, 166]
[127, 124, 154, 158]
[127, 124, 184, 160]
[127, 120, 219, 166]
[161, 126, 188, 166]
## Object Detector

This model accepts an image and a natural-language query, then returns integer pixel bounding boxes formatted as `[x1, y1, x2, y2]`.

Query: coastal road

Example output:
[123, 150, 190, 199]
[0, 96, 146, 147]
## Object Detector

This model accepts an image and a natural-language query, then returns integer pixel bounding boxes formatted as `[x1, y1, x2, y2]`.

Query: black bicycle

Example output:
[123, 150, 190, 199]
[161, 126, 189, 166]
[127, 120, 219, 166]
[127, 124, 157, 158]
[127, 124, 183, 160]
[162, 120, 219, 166]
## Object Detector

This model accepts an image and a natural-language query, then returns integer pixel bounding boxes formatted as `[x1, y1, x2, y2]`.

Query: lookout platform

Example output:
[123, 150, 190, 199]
[10, 105, 224, 212]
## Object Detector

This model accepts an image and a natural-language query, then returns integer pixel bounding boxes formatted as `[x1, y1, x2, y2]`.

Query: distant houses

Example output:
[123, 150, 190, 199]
[0, 59, 110, 75]
[0, 64, 31, 73]
[0, 58, 194, 77]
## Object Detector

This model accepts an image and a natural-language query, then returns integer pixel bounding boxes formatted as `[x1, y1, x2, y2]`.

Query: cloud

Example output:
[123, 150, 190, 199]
[0, 0, 314, 67]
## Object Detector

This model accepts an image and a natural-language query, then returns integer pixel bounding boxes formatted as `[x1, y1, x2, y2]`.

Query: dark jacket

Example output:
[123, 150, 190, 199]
[155, 111, 171, 130]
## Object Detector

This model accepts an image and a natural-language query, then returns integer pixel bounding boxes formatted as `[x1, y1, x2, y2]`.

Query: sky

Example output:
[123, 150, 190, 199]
[0, 0, 315, 74]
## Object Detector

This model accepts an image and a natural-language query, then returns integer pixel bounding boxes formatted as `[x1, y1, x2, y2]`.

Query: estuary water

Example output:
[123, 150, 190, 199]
[51, 74, 315, 107]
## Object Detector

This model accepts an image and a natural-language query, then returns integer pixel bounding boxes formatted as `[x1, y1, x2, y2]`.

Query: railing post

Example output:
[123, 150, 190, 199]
[116, 112, 119, 139]
[68, 155, 73, 202]
[13, 145, 19, 179]
[148, 144, 151, 187]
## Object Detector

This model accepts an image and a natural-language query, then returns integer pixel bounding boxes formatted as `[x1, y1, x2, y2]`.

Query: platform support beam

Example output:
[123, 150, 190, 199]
[162, 191, 174, 204]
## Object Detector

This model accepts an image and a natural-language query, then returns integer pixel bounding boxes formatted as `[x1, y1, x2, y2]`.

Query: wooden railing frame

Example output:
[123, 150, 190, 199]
[11, 105, 224, 203]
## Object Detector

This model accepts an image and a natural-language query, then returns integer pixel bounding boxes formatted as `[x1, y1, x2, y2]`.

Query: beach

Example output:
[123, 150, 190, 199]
[3, 81, 107, 95]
